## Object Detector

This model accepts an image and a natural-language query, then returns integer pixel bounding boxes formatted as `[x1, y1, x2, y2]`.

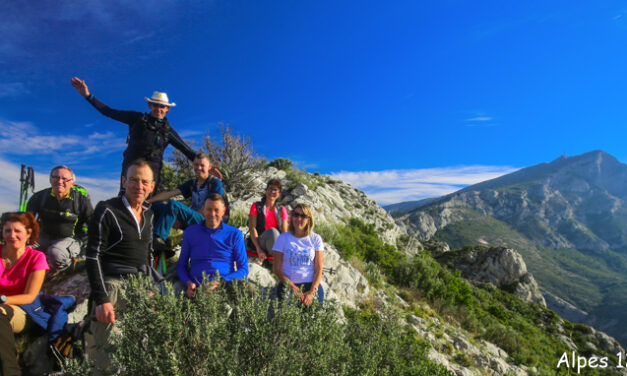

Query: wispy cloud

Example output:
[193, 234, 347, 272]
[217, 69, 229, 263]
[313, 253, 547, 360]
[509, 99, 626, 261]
[332, 165, 518, 205]
[465, 116, 492, 122]
[0, 157, 117, 213]
[121, 32, 156, 46]
[0, 82, 30, 98]
[0, 120, 125, 158]
[464, 114, 497, 127]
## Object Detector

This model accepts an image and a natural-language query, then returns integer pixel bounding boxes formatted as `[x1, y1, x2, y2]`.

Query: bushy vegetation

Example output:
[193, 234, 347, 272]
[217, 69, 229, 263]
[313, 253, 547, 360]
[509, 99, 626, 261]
[76, 275, 453, 376]
[318, 218, 406, 274]
[319, 219, 624, 375]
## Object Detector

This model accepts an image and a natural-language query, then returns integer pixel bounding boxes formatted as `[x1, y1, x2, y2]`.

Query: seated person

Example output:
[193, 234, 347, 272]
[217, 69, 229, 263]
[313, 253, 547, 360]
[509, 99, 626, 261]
[26, 165, 93, 272]
[248, 179, 288, 262]
[272, 204, 324, 305]
[0, 212, 49, 376]
[177, 194, 248, 298]
[148, 153, 223, 251]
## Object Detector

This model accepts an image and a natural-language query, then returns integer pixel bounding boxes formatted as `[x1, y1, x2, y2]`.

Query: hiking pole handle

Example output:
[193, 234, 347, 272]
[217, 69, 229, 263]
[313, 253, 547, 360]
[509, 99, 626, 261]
[27, 167, 35, 190]
[20, 164, 26, 183]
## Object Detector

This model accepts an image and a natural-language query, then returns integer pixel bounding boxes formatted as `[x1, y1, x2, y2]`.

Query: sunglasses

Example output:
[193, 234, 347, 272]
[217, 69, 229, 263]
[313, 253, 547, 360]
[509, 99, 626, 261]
[292, 212, 308, 219]
[151, 103, 168, 109]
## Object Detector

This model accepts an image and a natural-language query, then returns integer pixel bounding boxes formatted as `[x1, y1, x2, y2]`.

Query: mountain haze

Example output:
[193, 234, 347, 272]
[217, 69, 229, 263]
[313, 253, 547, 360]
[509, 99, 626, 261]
[392, 150, 627, 345]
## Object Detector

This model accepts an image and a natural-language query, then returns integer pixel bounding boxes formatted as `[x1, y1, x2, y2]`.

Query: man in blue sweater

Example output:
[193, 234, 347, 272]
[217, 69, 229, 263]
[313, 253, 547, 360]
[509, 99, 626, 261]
[177, 193, 247, 298]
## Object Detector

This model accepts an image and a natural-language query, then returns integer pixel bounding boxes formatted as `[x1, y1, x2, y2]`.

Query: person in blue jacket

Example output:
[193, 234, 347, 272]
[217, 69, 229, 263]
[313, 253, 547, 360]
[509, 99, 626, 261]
[177, 193, 248, 298]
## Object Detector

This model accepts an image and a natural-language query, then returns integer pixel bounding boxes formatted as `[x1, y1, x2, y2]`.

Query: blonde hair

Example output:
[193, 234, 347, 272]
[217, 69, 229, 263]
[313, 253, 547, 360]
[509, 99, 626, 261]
[288, 203, 314, 236]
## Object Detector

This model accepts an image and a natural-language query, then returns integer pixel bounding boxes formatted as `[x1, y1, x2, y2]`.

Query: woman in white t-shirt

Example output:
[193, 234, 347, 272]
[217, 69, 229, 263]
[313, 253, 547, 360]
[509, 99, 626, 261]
[272, 203, 324, 305]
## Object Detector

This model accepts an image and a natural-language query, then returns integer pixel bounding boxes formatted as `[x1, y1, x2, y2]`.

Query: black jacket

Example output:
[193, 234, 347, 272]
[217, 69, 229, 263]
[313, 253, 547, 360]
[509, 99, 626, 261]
[86, 196, 154, 305]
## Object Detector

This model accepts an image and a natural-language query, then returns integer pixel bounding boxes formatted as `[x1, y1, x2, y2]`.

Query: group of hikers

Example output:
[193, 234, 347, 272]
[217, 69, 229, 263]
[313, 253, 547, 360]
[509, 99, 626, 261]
[0, 78, 325, 375]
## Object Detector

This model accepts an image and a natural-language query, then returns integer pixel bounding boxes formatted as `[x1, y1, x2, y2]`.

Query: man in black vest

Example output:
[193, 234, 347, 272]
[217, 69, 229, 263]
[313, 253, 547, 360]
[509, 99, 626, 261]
[70, 77, 198, 193]
[26, 165, 93, 272]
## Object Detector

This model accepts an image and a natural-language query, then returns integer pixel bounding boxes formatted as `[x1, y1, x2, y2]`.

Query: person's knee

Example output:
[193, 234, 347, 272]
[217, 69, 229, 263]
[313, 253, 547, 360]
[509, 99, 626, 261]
[46, 246, 71, 271]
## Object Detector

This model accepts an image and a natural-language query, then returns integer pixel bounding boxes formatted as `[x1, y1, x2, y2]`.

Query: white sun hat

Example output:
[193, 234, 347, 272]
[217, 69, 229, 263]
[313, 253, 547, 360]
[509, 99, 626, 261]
[145, 91, 176, 107]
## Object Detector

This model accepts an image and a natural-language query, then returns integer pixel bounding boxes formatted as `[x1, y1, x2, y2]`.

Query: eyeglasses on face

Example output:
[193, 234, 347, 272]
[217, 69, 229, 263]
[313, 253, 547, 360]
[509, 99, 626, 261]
[151, 103, 167, 109]
[292, 212, 308, 219]
[50, 176, 73, 183]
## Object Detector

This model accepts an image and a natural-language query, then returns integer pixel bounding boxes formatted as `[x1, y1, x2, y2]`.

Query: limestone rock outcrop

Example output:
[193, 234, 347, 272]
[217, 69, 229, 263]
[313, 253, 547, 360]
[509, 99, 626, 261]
[437, 247, 546, 306]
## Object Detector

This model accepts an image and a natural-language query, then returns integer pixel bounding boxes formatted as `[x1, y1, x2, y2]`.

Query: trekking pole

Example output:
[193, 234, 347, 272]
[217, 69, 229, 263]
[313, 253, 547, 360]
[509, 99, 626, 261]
[28, 166, 35, 194]
[19, 166, 36, 212]
[18, 164, 27, 211]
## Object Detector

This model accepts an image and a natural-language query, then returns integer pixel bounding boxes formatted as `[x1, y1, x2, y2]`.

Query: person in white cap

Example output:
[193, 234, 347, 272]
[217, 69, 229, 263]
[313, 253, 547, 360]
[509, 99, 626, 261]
[70, 77, 214, 194]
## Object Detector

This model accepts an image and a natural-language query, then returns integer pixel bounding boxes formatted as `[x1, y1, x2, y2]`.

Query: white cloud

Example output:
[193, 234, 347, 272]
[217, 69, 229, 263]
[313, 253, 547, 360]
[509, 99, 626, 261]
[465, 116, 492, 122]
[0, 120, 125, 158]
[0, 157, 117, 213]
[331, 165, 518, 205]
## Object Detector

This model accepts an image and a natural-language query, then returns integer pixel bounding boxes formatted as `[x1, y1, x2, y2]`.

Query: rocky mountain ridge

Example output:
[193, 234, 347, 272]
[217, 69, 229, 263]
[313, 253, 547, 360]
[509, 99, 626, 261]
[392, 150, 627, 347]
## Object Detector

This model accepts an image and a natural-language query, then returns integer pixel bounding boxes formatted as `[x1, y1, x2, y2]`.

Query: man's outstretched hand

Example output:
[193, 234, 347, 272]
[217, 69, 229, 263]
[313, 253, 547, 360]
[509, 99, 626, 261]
[71, 77, 90, 98]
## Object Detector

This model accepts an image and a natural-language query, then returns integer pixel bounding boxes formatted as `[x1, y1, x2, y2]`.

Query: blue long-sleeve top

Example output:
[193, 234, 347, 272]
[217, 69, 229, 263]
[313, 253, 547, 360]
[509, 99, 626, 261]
[177, 222, 248, 285]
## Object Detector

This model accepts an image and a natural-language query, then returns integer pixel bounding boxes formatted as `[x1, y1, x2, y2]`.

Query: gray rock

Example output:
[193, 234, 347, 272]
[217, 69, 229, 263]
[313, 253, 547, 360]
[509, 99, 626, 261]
[438, 247, 546, 306]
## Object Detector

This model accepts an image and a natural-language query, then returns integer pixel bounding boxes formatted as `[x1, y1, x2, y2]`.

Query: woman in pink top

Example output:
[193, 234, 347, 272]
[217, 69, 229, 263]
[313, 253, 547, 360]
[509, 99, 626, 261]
[248, 179, 289, 262]
[1, 212, 49, 376]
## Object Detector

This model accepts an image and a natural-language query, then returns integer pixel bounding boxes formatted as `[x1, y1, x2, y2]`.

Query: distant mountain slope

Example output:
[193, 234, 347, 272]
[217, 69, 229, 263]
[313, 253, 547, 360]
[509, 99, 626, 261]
[393, 150, 627, 345]
[383, 197, 438, 214]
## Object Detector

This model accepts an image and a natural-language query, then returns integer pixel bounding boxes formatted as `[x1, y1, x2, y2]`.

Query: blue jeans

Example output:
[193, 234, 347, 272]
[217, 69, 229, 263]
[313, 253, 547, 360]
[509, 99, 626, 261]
[277, 282, 324, 304]
[152, 200, 204, 240]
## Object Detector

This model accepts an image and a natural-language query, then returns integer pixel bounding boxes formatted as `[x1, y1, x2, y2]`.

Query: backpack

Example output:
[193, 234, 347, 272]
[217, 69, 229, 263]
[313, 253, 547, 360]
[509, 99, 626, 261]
[254, 200, 284, 235]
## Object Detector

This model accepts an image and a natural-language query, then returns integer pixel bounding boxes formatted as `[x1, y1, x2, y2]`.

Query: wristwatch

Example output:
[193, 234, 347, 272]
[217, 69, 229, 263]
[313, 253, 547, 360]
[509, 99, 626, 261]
[0, 295, 6, 303]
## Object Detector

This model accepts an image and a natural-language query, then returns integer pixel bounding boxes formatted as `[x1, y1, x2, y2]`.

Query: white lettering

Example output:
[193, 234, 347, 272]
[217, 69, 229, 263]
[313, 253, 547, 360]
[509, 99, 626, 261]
[577, 355, 587, 374]
[557, 352, 570, 369]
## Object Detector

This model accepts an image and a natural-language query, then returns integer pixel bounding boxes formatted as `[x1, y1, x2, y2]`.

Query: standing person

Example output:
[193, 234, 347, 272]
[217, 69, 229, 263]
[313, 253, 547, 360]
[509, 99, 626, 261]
[0, 212, 49, 376]
[26, 165, 93, 272]
[177, 194, 247, 298]
[248, 179, 288, 262]
[272, 204, 324, 305]
[70, 77, 199, 193]
[84, 159, 161, 374]
[147, 153, 224, 251]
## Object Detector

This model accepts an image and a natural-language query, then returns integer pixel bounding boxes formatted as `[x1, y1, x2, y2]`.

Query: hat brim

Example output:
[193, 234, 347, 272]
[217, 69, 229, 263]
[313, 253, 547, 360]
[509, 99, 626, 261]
[145, 98, 176, 107]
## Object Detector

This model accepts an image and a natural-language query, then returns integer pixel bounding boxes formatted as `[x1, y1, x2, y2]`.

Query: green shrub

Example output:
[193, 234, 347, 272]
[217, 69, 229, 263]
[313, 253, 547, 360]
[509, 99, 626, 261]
[228, 207, 248, 229]
[390, 253, 474, 309]
[98, 275, 454, 376]
[267, 158, 293, 171]
[324, 218, 406, 274]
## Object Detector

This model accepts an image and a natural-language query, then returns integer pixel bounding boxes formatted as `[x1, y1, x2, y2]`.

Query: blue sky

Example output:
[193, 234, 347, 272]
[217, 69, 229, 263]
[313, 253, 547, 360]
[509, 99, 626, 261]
[2, 1, 627, 210]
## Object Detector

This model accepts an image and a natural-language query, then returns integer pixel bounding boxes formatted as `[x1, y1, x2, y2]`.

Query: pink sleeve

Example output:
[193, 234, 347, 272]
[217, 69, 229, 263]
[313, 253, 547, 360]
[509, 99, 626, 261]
[249, 202, 258, 216]
[280, 206, 288, 220]
[30, 249, 50, 272]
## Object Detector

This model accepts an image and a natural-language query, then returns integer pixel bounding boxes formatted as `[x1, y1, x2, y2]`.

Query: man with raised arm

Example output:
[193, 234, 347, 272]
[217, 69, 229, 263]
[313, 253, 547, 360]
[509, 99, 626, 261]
[70, 77, 204, 193]
[148, 152, 224, 252]
[26, 165, 93, 272]
[177, 193, 247, 298]
[85, 159, 161, 374]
